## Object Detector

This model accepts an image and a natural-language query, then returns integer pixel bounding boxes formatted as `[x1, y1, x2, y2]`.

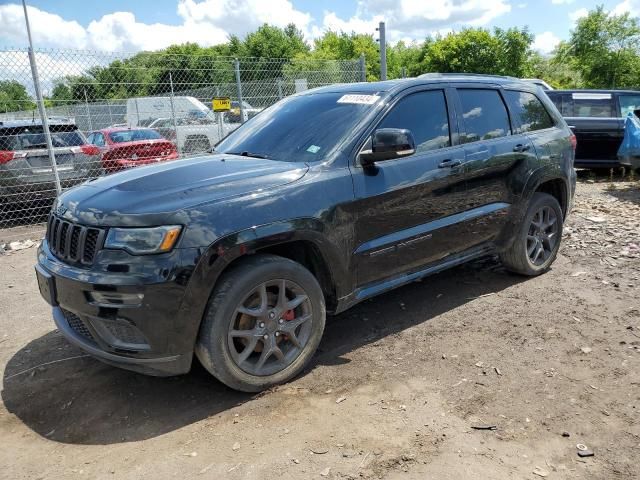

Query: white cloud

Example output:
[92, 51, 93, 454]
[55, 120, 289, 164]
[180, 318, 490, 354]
[569, 7, 589, 23]
[532, 31, 560, 54]
[0, 3, 88, 49]
[0, 0, 518, 54]
[551, 0, 574, 4]
[314, 0, 512, 43]
[612, 0, 640, 16]
[0, 0, 313, 52]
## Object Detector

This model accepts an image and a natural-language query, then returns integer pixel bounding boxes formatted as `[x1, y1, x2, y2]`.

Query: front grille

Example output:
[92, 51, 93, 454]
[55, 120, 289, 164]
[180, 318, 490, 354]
[62, 309, 96, 344]
[47, 214, 105, 265]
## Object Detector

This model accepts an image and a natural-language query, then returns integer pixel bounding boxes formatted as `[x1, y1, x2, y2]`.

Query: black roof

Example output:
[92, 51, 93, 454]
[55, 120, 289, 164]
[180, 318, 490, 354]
[546, 89, 640, 94]
[0, 117, 76, 128]
[305, 73, 540, 96]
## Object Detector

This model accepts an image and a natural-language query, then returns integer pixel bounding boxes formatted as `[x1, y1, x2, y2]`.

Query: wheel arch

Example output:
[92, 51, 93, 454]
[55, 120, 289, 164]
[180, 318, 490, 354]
[175, 218, 350, 355]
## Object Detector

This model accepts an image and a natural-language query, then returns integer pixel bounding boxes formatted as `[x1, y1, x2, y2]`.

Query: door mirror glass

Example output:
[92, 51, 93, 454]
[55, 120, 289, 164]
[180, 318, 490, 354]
[360, 128, 416, 166]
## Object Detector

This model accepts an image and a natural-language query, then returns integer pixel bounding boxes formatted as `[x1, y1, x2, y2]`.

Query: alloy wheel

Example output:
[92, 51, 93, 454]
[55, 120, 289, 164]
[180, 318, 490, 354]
[227, 279, 313, 376]
[526, 205, 559, 267]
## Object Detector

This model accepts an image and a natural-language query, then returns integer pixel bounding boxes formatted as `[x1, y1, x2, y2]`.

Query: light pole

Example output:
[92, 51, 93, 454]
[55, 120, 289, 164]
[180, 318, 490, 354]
[376, 21, 387, 81]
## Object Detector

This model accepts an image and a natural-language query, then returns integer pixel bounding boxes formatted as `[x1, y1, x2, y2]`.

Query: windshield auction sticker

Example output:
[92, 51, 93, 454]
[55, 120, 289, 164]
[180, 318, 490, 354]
[337, 94, 380, 105]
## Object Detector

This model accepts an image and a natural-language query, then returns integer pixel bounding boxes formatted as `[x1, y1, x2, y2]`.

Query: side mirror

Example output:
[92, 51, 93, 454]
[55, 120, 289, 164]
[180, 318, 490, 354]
[359, 128, 416, 167]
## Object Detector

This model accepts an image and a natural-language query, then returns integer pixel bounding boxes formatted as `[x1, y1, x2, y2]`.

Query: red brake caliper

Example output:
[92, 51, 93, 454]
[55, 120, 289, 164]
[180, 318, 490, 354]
[283, 309, 295, 321]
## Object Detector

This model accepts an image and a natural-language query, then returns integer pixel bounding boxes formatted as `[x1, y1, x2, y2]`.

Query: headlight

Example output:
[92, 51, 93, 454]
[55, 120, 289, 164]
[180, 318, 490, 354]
[104, 226, 182, 255]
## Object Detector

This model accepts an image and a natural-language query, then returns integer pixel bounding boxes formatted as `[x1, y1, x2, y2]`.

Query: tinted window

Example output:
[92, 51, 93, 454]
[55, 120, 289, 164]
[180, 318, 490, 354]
[619, 95, 640, 117]
[572, 93, 613, 117]
[94, 133, 105, 147]
[0, 124, 84, 151]
[546, 92, 572, 116]
[216, 92, 380, 162]
[108, 129, 162, 143]
[378, 90, 451, 153]
[504, 91, 554, 133]
[458, 89, 511, 143]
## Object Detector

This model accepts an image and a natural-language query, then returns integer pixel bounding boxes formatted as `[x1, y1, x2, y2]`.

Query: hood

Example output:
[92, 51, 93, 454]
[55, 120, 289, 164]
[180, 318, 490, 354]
[58, 154, 308, 225]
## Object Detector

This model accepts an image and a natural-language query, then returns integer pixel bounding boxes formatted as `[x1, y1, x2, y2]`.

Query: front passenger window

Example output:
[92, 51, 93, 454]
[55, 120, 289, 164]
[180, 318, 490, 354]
[378, 90, 451, 154]
[458, 89, 511, 143]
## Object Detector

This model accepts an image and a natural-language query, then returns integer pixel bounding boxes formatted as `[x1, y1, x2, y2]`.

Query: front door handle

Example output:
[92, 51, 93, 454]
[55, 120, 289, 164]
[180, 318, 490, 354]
[513, 144, 531, 153]
[438, 158, 462, 168]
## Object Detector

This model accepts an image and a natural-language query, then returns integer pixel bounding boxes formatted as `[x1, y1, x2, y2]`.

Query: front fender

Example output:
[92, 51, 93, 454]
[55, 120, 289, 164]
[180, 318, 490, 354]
[174, 218, 351, 354]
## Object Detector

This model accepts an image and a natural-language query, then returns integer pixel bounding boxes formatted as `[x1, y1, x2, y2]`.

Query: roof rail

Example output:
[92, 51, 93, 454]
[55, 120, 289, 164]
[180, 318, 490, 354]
[418, 72, 518, 80]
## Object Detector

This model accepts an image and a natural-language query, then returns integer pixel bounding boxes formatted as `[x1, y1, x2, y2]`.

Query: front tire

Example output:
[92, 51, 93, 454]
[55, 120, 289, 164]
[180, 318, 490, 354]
[500, 192, 563, 276]
[195, 254, 326, 392]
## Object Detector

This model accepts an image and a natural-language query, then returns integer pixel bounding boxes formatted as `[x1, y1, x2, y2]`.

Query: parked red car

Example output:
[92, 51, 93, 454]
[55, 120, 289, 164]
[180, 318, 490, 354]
[86, 127, 178, 173]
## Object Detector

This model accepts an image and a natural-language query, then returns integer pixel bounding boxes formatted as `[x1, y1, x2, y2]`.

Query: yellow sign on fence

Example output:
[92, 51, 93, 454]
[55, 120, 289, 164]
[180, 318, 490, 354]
[212, 97, 231, 112]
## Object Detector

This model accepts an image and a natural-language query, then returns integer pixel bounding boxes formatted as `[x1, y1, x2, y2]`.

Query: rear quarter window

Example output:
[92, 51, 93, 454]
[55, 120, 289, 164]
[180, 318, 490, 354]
[618, 94, 640, 117]
[572, 93, 614, 117]
[458, 89, 511, 143]
[504, 90, 555, 133]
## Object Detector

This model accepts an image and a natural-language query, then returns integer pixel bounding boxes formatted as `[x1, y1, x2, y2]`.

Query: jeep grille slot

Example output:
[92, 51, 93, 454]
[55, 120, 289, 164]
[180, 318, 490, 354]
[47, 214, 105, 265]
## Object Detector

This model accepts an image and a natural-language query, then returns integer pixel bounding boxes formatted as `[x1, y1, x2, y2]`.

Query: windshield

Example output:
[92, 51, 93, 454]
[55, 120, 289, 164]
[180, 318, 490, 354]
[215, 92, 381, 162]
[0, 125, 84, 150]
[109, 129, 163, 143]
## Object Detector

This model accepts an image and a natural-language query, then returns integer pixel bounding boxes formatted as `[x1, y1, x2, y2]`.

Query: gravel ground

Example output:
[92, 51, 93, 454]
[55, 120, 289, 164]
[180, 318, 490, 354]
[1, 178, 638, 480]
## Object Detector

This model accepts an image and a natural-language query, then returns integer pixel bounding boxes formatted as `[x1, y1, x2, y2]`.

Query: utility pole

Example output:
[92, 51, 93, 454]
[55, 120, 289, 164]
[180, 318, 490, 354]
[376, 21, 387, 81]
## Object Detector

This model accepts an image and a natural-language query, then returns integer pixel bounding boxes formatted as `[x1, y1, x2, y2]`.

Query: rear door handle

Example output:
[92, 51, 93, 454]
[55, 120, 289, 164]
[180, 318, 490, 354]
[438, 158, 462, 168]
[513, 144, 531, 153]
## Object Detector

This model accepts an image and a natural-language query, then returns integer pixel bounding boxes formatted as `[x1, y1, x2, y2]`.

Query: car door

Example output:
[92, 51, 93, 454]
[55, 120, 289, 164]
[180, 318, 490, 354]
[566, 92, 622, 165]
[453, 87, 531, 250]
[350, 87, 469, 287]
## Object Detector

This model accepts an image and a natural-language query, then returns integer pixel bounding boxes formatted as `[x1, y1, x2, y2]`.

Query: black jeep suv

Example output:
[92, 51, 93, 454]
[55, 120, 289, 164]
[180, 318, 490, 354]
[36, 75, 576, 392]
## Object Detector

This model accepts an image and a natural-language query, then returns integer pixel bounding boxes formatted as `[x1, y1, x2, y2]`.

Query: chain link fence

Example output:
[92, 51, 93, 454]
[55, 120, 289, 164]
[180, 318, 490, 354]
[0, 48, 365, 239]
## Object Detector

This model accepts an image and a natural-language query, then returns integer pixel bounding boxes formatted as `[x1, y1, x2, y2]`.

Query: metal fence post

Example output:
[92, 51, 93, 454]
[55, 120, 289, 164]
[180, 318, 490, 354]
[234, 58, 245, 123]
[276, 78, 283, 99]
[22, 0, 62, 195]
[83, 88, 93, 132]
[359, 53, 366, 82]
[107, 101, 114, 126]
[215, 86, 223, 143]
[168, 72, 182, 156]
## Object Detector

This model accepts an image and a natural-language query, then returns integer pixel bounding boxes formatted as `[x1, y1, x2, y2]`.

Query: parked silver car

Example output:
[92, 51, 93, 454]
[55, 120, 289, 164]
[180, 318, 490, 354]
[0, 119, 99, 217]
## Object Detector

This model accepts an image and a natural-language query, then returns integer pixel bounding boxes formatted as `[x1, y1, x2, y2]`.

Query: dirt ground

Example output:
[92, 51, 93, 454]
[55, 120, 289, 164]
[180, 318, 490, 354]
[1, 177, 639, 480]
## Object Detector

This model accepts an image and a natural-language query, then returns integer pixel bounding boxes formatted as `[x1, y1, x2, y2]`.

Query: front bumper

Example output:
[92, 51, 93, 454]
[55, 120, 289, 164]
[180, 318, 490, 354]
[36, 240, 201, 376]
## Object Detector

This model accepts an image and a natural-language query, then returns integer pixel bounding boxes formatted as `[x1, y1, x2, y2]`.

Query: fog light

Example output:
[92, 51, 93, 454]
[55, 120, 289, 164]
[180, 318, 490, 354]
[88, 291, 144, 307]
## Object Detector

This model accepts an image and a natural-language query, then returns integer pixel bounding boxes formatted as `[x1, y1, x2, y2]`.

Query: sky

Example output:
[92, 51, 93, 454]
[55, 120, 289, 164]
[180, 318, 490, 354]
[0, 0, 639, 55]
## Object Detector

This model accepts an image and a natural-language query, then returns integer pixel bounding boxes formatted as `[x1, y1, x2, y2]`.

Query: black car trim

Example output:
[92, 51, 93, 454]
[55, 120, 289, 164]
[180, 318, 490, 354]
[52, 306, 180, 364]
[354, 202, 510, 255]
[353, 244, 494, 302]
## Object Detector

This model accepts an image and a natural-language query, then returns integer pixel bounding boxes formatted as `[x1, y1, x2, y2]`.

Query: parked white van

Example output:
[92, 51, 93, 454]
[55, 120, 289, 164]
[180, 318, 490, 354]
[126, 96, 239, 153]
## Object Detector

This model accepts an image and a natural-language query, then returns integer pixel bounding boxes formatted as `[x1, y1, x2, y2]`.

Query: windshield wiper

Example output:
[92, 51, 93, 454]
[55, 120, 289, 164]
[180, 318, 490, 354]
[224, 150, 270, 159]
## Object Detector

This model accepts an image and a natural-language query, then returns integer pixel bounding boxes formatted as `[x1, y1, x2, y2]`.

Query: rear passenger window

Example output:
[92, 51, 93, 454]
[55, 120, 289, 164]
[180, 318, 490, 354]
[504, 91, 554, 133]
[547, 93, 571, 116]
[379, 90, 451, 154]
[572, 93, 613, 117]
[619, 95, 640, 117]
[458, 89, 511, 143]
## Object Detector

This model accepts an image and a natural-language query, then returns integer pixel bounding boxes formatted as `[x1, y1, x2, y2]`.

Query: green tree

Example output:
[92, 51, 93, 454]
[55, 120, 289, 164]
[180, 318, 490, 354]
[0, 80, 35, 112]
[422, 27, 534, 77]
[387, 41, 425, 79]
[524, 52, 583, 89]
[310, 31, 380, 80]
[557, 5, 640, 88]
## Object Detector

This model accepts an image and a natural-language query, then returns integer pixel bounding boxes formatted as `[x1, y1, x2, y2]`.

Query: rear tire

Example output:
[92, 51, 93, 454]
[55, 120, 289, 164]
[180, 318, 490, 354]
[500, 192, 563, 276]
[195, 254, 326, 392]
